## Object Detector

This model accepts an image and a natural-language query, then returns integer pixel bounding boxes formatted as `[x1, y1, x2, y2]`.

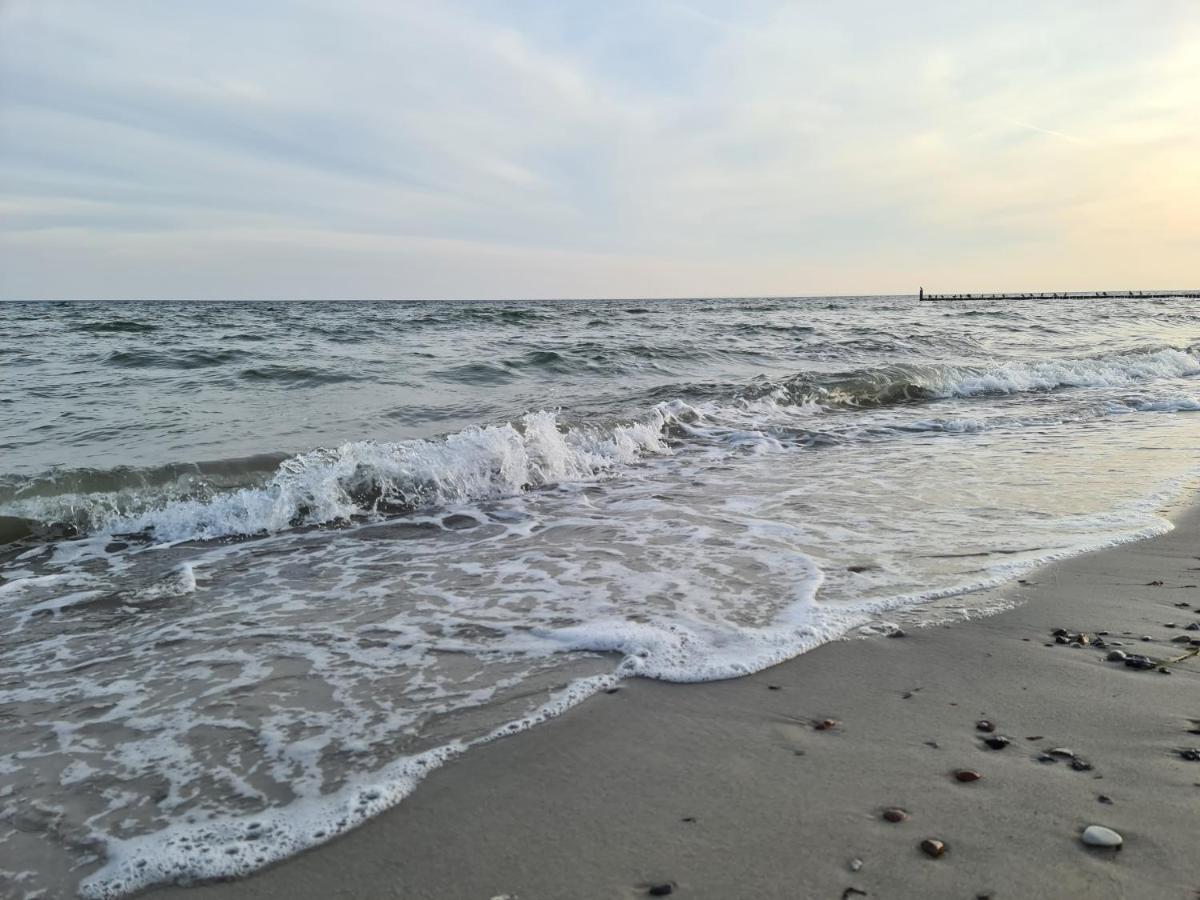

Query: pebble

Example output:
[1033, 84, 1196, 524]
[849, 858, 863, 872]
[1171, 635, 1192, 643]
[1141, 636, 1152, 642]
[920, 838, 946, 858]
[1097, 795, 1113, 804]
[1070, 757, 1094, 772]
[1036, 753, 1057, 764]
[1106, 650, 1127, 661]
[648, 884, 674, 897]
[1124, 654, 1156, 670]
[1049, 748, 1075, 758]
[882, 807, 908, 823]
[954, 769, 983, 782]
[1179, 749, 1200, 762]
[1187, 622, 1200, 631]
[887, 628, 906, 638]
[1080, 825, 1122, 849]
[975, 720, 995, 733]
[983, 736, 1011, 751]
[814, 719, 839, 731]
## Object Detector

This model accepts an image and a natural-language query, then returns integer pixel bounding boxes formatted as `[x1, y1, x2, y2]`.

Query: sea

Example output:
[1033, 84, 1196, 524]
[2, 295, 1199, 898]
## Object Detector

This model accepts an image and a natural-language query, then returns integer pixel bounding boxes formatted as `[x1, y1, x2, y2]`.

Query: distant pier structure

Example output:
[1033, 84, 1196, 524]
[918, 287, 1200, 302]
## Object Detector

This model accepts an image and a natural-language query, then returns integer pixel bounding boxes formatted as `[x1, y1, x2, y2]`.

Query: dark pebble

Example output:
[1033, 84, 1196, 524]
[1037, 753, 1057, 764]
[1070, 758, 1094, 771]
[1186, 622, 1200, 631]
[954, 769, 982, 782]
[767, 685, 781, 690]
[648, 884, 674, 896]
[882, 807, 908, 822]
[605, 687, 621, 694]
[814, 719, 839, 731]
[920, 838, 946, 858]
[1098, 795, 1113, 804]
[1178, 749, 1200, 762]
[1052, 628, 1069, 637]
[984, 736, 1011, 750]
[976, 719, 995, 732]
[1124, 654, 1156, 670]
[681, 816, 696, 823]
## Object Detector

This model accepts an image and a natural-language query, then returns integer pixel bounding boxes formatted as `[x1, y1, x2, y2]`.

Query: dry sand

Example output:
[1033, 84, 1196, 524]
[144, 504, 1200, 900]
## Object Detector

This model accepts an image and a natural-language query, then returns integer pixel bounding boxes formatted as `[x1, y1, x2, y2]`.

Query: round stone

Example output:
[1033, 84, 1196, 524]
[1106, 650, 1127, 661]
[882, 807, 908, 823]
[920, 838, 946, 858]
[954, 769, 982, 782]
[1081, 825, 1122, 849]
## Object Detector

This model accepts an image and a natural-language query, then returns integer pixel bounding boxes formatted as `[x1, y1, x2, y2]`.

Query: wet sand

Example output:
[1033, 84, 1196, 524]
[145, 503, 1200, 900]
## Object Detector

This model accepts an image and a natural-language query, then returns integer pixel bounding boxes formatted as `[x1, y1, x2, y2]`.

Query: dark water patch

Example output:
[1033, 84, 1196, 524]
[509, 349, 574, 372]
[107, 349, 248, 369]
[731, 322, 816, 336]
[73, 320, 157, 334]
[0, 454, 288, 506]
[452, 307, 555, 325]
[0, 515, 79, 546]
[238, 366, 364, 386]
[436, 361, 516, 384]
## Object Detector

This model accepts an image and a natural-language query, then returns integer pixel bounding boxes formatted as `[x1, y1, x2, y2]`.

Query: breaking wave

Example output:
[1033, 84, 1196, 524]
[3, 344, 1197, 547]
[761, 345, 1200, 409]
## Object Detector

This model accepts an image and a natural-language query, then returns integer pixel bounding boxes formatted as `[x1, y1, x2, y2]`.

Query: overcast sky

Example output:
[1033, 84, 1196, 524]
[1, 1, 1198, 300]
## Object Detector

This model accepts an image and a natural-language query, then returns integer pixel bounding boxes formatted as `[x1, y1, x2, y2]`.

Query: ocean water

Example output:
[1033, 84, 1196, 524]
[2, 295, 1200, 898]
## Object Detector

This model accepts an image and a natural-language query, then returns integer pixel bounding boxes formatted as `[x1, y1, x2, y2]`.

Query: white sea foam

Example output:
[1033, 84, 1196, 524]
[5, 334, 1200, 900]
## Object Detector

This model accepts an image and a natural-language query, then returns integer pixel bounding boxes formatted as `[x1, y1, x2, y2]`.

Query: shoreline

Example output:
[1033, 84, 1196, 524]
[141, 500, 1200, 900]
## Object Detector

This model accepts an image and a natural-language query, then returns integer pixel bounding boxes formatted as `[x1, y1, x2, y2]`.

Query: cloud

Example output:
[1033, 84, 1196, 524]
[1, 0, 1198, 299]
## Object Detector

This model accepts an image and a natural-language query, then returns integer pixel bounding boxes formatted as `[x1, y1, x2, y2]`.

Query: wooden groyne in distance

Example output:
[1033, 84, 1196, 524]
[919, 289, 1200, 302]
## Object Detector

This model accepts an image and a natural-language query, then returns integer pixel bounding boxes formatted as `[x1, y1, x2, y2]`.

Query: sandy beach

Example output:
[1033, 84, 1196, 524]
[138, 500, 1200, 900]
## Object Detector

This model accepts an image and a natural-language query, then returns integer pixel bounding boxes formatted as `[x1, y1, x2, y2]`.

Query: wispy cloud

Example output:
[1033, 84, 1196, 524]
[1, 0, 1198, 299]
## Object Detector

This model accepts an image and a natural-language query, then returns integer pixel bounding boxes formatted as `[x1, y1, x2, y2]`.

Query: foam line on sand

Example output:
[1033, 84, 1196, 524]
[141, 501, 1200, 900]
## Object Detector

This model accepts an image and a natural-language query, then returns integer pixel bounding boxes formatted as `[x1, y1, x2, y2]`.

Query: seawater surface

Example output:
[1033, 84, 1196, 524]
[3, 296, 1200, 898]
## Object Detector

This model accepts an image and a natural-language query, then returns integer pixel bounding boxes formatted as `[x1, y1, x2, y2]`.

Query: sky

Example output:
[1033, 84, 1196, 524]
[1, 0, 1198, 301]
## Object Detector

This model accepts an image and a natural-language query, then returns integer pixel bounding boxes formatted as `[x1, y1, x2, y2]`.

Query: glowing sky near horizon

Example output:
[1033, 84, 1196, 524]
[1, 0, 1198, 300]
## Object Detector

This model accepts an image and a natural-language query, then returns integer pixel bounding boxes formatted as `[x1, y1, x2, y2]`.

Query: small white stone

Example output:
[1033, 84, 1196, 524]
[849, 858, 863, 872]
[1081, 825, 1123, 848]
